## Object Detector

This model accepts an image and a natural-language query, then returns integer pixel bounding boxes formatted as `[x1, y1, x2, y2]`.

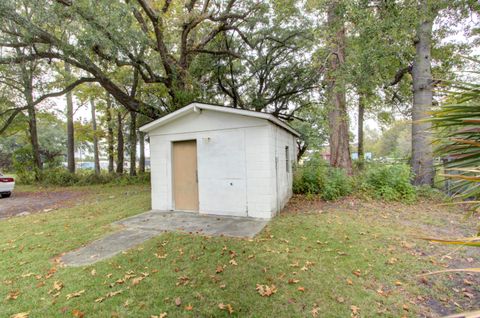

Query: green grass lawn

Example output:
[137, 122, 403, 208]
[0, 185, 478, 317]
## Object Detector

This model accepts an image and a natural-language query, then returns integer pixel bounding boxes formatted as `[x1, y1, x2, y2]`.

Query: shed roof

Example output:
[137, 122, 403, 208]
[139, 102, 300, 137]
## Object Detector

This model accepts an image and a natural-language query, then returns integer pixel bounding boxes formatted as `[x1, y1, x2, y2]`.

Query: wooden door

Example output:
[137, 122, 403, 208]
[172, 140, 199, 211]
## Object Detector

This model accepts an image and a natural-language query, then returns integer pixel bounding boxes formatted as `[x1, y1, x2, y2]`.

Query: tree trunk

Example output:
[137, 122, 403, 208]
[116, 111, 124, 174]
[297, 140, 308, 162]
[129, 111, 137, 176]
[357, 94, 365, 169]
[411, 1, 435, 186]
[90, 97, 100, 175]
[139, 130, 146, 174]
[23, 76, 42, 178]
[26, 97, 42, 177]
[65, 63, 75, 173]
[106, 93, 115, 174]
[326, 1, 352, 173]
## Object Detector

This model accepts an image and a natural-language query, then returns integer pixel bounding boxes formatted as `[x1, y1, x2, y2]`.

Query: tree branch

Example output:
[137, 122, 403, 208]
[0, 107, 26, 134]
[32, 77, 98, 107]
[54, 0, 73, 6]
[189, 48, 241, 58]
[387, 65, 412, 87]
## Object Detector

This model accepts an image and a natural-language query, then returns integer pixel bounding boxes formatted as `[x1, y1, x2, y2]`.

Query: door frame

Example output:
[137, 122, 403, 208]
[171, 139, 199, 212]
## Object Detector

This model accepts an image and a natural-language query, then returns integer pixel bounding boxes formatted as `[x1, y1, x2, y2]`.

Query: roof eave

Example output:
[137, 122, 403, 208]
[139, 102, 300, 137]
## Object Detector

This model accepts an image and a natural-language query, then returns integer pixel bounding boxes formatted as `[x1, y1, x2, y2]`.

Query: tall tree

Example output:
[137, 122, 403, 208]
[138, 130, 146, 174]
[411, 0, 435, 186]
[0, 0, 256, 117]
[65, 63, 75, 173]
[129, 110, 137, 176]
[116, 110, 124, 174]
[357, 94, 366, 168]
[326, 1, 352, 173]
[90, 96, 100, 175]
[105, 93, 115, 174]
[208, 2, 319, 118]
[19, 54, 43, 176]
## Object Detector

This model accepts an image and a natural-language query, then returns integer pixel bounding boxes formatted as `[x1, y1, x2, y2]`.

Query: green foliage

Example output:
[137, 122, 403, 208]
[359, 164, 417, 203]
[12, 146, 37, 184]
[371, 120, 411, 159]
[290, 105, 328, 159]
[431, 70, 480, 211]
[294, 158, 419, 203]
[415, 185, 445, 201]
[16, 168, 150, 187]
[293, 155, 352, 201]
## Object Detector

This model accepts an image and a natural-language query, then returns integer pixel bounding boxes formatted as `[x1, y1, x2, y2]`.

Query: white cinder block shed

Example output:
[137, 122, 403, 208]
[140, 102, 299, 219]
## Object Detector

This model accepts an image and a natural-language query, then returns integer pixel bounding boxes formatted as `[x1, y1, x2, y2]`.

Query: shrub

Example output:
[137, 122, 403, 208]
[12, 146, 37, 183]
[360, 164, 417, 202]
[293, 156, 352, 201]
[39, 168, 80, 186]
[16, 168, 150, 187]
[321, 167, 352, 201]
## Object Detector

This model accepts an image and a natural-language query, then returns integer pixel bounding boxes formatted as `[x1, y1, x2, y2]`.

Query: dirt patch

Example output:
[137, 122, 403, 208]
[0, 189, 88, 219]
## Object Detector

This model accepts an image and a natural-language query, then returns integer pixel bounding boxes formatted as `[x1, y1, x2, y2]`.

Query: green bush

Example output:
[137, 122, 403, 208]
[359, 164, 417, 202]
[16, 168, 150, 187]
[293, 156, 352, 201]
[12, 146, 37, 183]
[294, 158, 419, 203]
[39, 168, 80, 186]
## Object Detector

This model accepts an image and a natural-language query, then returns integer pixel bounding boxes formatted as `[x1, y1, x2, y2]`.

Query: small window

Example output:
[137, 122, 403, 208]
[285, 146, 290, 173]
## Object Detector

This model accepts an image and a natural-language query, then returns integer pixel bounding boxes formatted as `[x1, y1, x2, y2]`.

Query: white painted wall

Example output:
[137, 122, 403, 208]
[147, 109, 296, 219]
[269, 125, 297, 215]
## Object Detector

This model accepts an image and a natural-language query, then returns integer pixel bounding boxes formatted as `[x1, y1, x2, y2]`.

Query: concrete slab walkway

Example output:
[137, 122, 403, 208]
[61, 210, 268, 267]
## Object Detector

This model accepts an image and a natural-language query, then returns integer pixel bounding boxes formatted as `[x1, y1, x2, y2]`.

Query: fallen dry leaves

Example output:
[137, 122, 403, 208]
[351, 305, 360, 317]
[45, 267, 57, 279]
[21, 273, 35, 278]
[66, 290, 85, 300]
[72, 309, 84, 318]
[175, 297, 182, 307]
[256, 284, 277, 297]
[150, 314, 167, 318]
[218, 303, 234, 314]
[131, 272, 149, 286]
[6, 290, 20, 300]
[95, 289, 123, 303]
[48, 280, 63, 296]
[10, 312, 29, 318]
[176, 276, 189, 286]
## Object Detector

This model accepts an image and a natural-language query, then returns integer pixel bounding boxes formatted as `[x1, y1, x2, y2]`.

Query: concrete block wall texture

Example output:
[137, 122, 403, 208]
[275, 126, 296, 210]
[268, 125, 296, 217]
[146, 108, 297, 219]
